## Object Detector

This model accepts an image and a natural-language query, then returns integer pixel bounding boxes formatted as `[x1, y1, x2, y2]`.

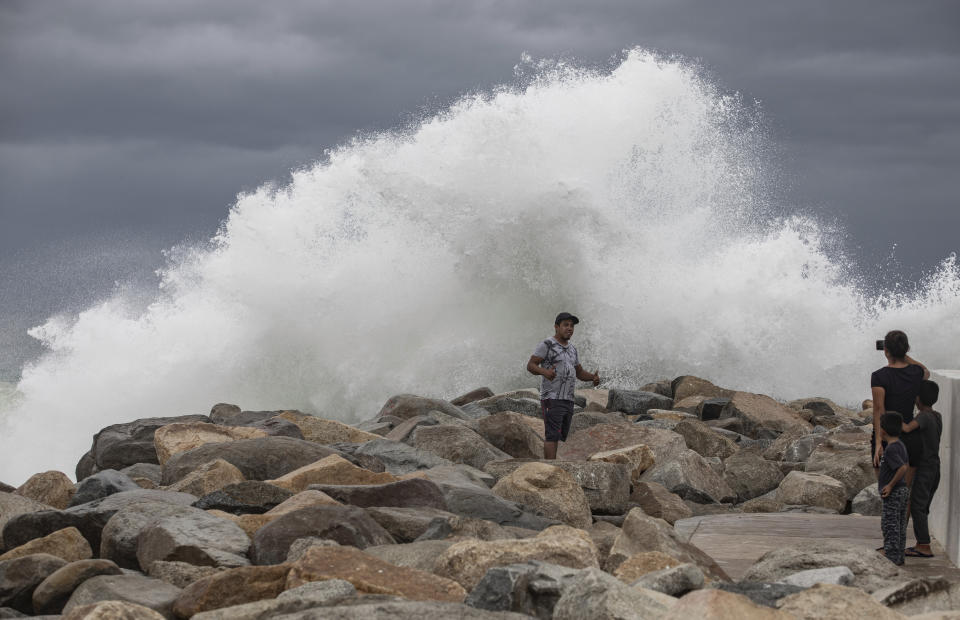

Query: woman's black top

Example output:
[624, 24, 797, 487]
[870, 364, 924, 423]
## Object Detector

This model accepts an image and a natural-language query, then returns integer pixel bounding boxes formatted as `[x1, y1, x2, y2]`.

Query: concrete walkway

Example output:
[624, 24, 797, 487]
[674, 513, 960, 582]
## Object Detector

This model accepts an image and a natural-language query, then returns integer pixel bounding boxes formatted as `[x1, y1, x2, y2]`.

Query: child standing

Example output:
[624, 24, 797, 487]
[903, 379, 942, 558]
[878, 411, 910, 565]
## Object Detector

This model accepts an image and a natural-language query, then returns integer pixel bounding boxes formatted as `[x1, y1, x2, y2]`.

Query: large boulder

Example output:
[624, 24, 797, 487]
[30, 559, 123, 615]
[161, 437, 339, 484]
[476, 412, 545, 459]
[354, 439, 455, 475]
[775, 471, 847, 513]
[742, 540, 907, 592]
[612, 550, 683, 583]
[363, 540, 460, 572]
[100, 500, 202, 569]
[62, 574, 181, 618]
[250, 505, 394, 565]
[191, 481, 294, 514]
[674, 420, 738, 459]
[472, 395, 542, 417]
[433, 526, 600, 590]
[485, 459, 631, 515]
[661, 588, 791, 619]
[0, 553, 68, 613]
[378, 394, 470, 422]
[68, 470, 141, 507]
[267, 454, 397, 492]
[181, 579, 356, 620]
[804, 442, 874, 500]
[552, 567, 677, 620]
[166, 458, 246, 497]
[558, 423, 686, 465]
[267, 600, 533, 619]
[0, 527, 91, 563]
[642, 449, 736, 504]
[605, 509, 728, 580]
[287, 545, 466, 602]
[671, 376, 734, 402]
[491, 463, 592, 528]
[172, 564, 290, 618]
[412, 425, 511, 470]
[451, 387, 495, 406]
[777, 583, 905, 620]
[76, 415, 209, 478]
[14, 471, 75, 510]
[465, 560, 580, 618]
[851, 485, 881, 516]
[606, 390, 673, 415]
[275, 411, 382, 444]
[722, 452, 784, 502]
[0, 492, 53, 550]
[721, 392, 812, 439]
[630, 482, 693, 525]
[153, 422, 268, 465]
[309, 477, 448, 511]
[136, 508, 251, 570]
[587, 444, 655, 484]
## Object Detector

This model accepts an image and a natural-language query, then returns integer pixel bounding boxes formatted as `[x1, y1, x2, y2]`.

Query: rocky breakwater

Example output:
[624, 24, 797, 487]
[1, 379, 957, 618]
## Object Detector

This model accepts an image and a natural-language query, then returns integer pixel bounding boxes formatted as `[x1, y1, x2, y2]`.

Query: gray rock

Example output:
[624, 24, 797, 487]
[189, 579, 356, 619]
[191, 482, 293, 515]
[31, 559, 123, 615]
[236, 416, 305, 439]
[284, 538, 339, 563]
[784, 435, 828, 462]
[271, 600, 532, 619]
[851, 484, 882, 516]
[641, 449, 736, 504]
[0, 493, 52, 551]
[353, 420, 393, 436]
[472, 395, 542, 417]
[278, 579, 356, 605]
[147, 561, 225, 589]
[250, 505, 394, 565]
[722, 451, 784, 502]
[412, 425, 511, 470]
[100, 500, 198, 569]
[631, 563, 704, 596]
[62, 574, 181, 619]
[483, 459, 631, 515]
[698, 398, 730, 421]
[364, 506, 459, 543]
[476, 412, 545, 460]
[0, 554, 68, 613]
[68, 470, 141, 507]
[161, 437, 339, 485]
[383, 415, 439, 444]
[362, 540, 457, 572]
[377, 394, 470, 422]
[872, 577, 960, 616]
[451, 387, 496, 406]
[465, 560, 580, 619]
[674, 419, 738, 459]
[439, 484, 560, 530]
[119, 463, 164, 484]
[570, 411, 626, 434]
[353, 439, 454, 475]
[712, 582, 805, 608]
[208, 403, 242, 424]
[776, 566, 854, 588]
[136, 509, 251, 571]
[552, 567, 676, 620]
[309, 478, 448, 511]
[607, 390, 673, 416]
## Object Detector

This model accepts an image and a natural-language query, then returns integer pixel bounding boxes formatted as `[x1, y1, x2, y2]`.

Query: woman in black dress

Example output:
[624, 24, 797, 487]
[871, 330, 929, 469]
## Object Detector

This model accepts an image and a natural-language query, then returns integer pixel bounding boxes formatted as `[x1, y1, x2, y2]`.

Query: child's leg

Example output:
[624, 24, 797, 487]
[882, 487, 908, 565]
[910, 466, 941, 550]
[898, 486, 909, 561]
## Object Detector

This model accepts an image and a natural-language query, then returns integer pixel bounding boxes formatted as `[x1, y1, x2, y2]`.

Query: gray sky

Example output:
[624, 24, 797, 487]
[1, 0, 959, 378]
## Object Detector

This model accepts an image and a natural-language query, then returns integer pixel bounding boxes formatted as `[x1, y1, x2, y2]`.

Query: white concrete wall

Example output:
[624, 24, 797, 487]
[930, 370, 959, 565]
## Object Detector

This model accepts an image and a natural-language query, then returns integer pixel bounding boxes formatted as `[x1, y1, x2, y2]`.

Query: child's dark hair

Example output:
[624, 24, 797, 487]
[881, 412, 903, 437]
[918, 379, 939, 407]
[884, 330, 910, 359]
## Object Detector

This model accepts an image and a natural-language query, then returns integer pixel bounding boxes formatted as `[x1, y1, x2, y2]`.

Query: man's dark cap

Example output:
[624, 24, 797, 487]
[555, 312, 580, 325]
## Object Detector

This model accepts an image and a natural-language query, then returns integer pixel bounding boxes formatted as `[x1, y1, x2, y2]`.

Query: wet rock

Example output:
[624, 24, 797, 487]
[0, 554, 68, 613]
[191, 481, 293, 514]
[62, 574, 180, 619]
[78, 415, 210, 478]
[723, 451, 784, 502]
[136, 508, 251, 570]
[14, 472, 75, 510]
[172, 564, 290, 618]
[412, 425, 511, 470]
[464, 560, 580, 619]
[378, 394, 470, 422]
[472, 395, 541, 417]
[631, 563, 704, 596]
[309, 477, 448, 511]
[31, 559, 123, 615]
[119, 463, 163, 485]
[100, 500, 198, 569]
[0, 527, 91, 563]
[607, 390, 673, 416]
[552, 567, 677, 620]
[491, 463, 592, 528]
[778, 583, 905, 619]
[476, 412, 545, 459]
[642, 449, 736, 504]
[232, 415, 304, 439]
[353, 439, 454, 475]
[69, 470, 141, 508]
[166, 459, 245, 498]
[161, 437, 339, 484]
[775, 471, 847, 513]
[250, 505, 393, 565]
[674, 420, 738, 459]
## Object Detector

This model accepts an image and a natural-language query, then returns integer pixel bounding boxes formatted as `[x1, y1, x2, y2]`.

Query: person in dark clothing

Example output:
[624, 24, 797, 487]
[902, 379, 942, 558]
[878, 411, 910, 566]
[871, 330, 929, 469]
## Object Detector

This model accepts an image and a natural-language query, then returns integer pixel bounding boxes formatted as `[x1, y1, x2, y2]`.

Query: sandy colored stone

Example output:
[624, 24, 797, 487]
[491, 462, 591, 528]
[433, 525, 600, 590]
[778, 583, 906, 620]
[266, 489, 341, 514]
[613, 551, 683, 583]
[726, 391, 813, 438]
[62, 599, 167, 619]
[173, 564, 291, 618]
[276, 411, 382, 444]
[166, 459, 246, 496]
[16, 471, 76, 510]
[576, 388, 610, 410]
[0, 526, 92, 562]
[287, 545, 466, 602]
[558, 422, 686, 465]
[267, 454, 397, 492]
[672, 376, 734, 402]
[153, 423, 267, 465]
[0, 491, 54, 549]
[775, 470, 847, 512]
[589, 444, 655, 483]
[631, 481, 693, 525]
[205, 510, 276, 539]
[132, 478, 158, 489]
[662, 588, 792, 619]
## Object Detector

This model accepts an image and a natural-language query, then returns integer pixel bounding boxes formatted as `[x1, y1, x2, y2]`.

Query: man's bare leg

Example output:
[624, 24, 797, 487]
[544, 441, 558, 460]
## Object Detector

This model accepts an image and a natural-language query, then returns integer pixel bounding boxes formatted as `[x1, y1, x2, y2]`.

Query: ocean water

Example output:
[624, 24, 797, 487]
[1, 50, 958, 485]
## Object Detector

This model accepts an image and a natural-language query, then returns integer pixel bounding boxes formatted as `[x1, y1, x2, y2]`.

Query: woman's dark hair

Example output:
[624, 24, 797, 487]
[884, 330, 910, 359]
[881, 411, 903, 437]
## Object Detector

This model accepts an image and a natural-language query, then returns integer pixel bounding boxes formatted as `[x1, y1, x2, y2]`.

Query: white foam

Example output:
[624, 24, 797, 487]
[1, 49, 957, 484]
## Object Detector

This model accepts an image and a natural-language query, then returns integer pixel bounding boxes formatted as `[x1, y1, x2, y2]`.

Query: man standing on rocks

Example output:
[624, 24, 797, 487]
[526, 312, 600, 460]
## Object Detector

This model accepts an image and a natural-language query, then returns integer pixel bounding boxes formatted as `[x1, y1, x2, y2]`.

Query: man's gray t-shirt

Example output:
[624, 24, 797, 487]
[533, 337, 579, 402]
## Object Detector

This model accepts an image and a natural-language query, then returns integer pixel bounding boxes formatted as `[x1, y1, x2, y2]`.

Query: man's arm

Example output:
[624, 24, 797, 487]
[527, 356, 556, 380]
[905, 355, 930, 380]
[575, 364, 600, 386]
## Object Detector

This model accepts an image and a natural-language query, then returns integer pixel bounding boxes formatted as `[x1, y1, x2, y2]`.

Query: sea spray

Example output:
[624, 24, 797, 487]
[1, 49, 958, 484]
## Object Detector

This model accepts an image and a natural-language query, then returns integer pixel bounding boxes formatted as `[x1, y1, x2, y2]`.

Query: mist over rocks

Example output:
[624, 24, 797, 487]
[2, 377, 953, 618]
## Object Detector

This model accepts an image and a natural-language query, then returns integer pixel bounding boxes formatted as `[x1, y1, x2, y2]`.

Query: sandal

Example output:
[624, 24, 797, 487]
[904, 546, 934, 558]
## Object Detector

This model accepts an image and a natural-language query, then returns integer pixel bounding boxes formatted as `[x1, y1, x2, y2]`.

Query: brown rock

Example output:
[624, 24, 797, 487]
[205, 510, 275, 539]
[588, 444, 656, 483]
[805, 442, 875, 500]
[778, 583, 906, 620]
[672, 395, 708, 414]
[15, 471, 76, 510]
[476, 412, 545, 459]
[631, 482, 693, 524]
[674, 420, 738, 459]
[0, 491, 54, 549]
[491, 463, 592, 528]
[672, 376, 734, 402]
[662, 588, 792, 619]
[275, 411, 382, 444]
[558, 423, 686, 465]
[613, 550, 683, 582]
[267, 454, 397, 492]
[642, 449, 737, 504]
[0, 527, 92, 563]
[775, 471, 847, 512]
[377, 394, 469, 423]
[173, 564, 290, 617]
[576, 388, 611, 410]
[266, 489, 341, 514]
[724, 392, 813, 438]
[433, 525, 600, 590]
[723, 451, 785, 502]
[287, 545, 466, 602]
[62, 600, 167, 619]
[0, 553, 68, 613]
[154, 423, 267, 465]
[451, 387, 495, 406]
[147, 560, 226, 589]
[166, 459, 246, 497]
[412, 425, 511, 470]
[32, 559, 123, 615]
[587, 521, 621, 567]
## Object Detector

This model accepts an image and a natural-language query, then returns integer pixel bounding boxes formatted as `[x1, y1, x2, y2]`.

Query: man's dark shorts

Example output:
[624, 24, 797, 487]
[542, 399, 575, 442]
